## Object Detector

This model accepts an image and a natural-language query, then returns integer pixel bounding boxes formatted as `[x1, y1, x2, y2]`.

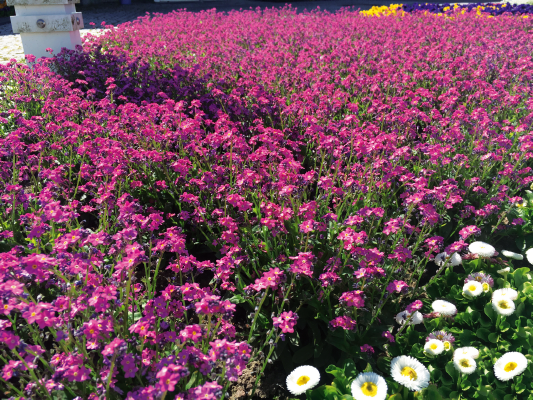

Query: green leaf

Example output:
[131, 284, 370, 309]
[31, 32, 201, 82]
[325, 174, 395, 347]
[185, 371, 198, 390]
[331, 377, 351, 395]
[476, 385, 493, 397]
[424, 384, 444, 400]
[445, 361, 459, 381]
[438, 386, 453, 399]
[293, 344, 314, 364]
[512, 267, 532, 291]
[523, 282, 533, 297]
[484, 303, 497, 323]
[488, 389, 507, 400]
[377, 357, 390, 374]
[387, 394, 403, 400]
[343, 359, 358, 380]
[516, 233, 533, 252]
[448, 391, 461, 400]
[459, 329, 475, 344]
[228, 294, 246, 304]
[476, 328, 491, 342]
[488, 333, 499, 343]
[460, 377, 471, 390]
[306, 385, 344, 400]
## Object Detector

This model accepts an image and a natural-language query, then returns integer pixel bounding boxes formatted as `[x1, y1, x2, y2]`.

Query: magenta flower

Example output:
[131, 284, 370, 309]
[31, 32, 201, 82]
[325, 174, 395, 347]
[386, 280, 409, 294]
[382, 331, 395, 343]
[406, 300, 424, 313]
[121, 354, 138, 378]
[360, 344, 374, 354]
[329, 316, 357, 331]
[339, 290, 365, 308]
[459, 225, 481, 240]
[272, 311, 298, 333]
[179, 325, 204, 343]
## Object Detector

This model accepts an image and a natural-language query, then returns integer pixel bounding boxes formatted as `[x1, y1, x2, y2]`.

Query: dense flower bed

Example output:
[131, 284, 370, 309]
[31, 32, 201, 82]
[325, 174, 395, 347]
[1, 5, 533, 400]
[362, 2, 533, 17]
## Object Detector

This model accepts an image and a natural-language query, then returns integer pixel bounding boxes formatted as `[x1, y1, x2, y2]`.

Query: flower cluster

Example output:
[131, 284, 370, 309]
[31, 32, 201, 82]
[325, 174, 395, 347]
[1, 4, 533, 399]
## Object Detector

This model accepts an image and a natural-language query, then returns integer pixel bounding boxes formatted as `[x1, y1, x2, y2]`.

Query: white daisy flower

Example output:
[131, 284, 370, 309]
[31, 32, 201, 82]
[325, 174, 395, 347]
[497, 267, 511, 276]
[468, 241, 496, 258]
[286, 365, 320, 395]
[351, 372, 388, 400]
[501, 250, 523, 260]
[434, 252, 462, 267]
[494, 352, 528, 381]
[492, 288, 518, 301]
[463, 281, 483, 297]
[443, 341, 452, 351]
[395, 311, 423, 325]
[492, 298, 515, 316]
[424, 339, 444, 356]
[390, 356, 430, 392]
[454, 356, 476, 375]
[526, 248, 533, 265]
[431, 300, 457, 316]
[454, 347, 479, 360]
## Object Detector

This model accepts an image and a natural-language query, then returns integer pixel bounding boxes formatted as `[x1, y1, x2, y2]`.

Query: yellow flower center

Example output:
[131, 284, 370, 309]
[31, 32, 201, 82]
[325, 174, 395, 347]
[459, 359, 471, 368]
[498, 300, 510, 309]
[361, 381, 378, 397]
[504, 362, 517, 372]
[297, 375, 310, 386]
[482, 283, 489, 291]
[469, 284, 477, 292]
[430, 343, 438, 350]
[443, 341, 451, 350]
[401, 366, 417, 381]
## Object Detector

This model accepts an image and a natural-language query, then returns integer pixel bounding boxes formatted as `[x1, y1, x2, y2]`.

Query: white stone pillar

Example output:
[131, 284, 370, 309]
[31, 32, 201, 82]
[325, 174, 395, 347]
[8, 0, 83, 60]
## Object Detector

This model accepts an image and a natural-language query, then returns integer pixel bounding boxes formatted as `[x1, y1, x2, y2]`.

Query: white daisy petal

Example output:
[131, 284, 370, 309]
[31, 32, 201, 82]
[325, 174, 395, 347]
[390, 355, 430, 392]
[351, 372, 388, 400]
[494, 352, 528, 381]
[434, 252, 462, 267]
[492, 288, 518, 301]
[286, 365, 320, 395]
[395, 311, 423, 326]
[463, 281, 483, 297]
[454, 347, 479, 360]
[424, 339, 444, 356]
[431, 300, 457, 316]
[501, 250, 523, 260]
[492, 298, 515, 316]
[454, 356, 476, 375]
[526, 248, 533, 265]
[469, 241, 496, 258]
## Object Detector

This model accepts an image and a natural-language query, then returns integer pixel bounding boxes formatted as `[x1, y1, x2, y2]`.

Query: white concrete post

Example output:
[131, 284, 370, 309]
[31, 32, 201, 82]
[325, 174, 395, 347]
[8, 0, 84, 60]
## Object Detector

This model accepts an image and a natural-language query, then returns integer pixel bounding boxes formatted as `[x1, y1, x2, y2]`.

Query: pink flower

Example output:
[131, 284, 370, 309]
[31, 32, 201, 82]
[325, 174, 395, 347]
[288, 252, 314, 277]
[272, 311, 298, 333]
[386, 280, 409, 294]
[406, 300, 423, 313]
[360, 344, 374, 353]
[121, 354, 138, 378]
[102, 338, 126, 356]
[339, 290, 365, 308]
[382, 331, 395, 343]
[459, 225, 481, 240]
[329, 316, 357, 331]
[179, 325, 204, 343]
